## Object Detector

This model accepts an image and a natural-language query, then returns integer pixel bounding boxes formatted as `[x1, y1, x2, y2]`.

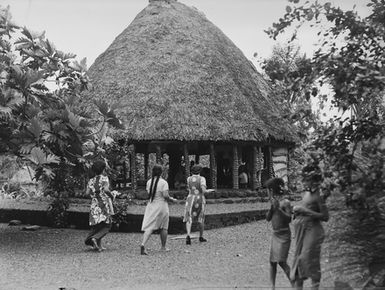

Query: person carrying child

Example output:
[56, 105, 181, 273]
[85, 159, 117, 252]
[265, 177, 293, 290]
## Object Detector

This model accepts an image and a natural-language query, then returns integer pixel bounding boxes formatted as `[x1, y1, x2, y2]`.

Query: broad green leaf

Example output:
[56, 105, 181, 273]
[27, 147, 60, 165]
[28, 117, 43, 138]
[25, 69, 45, 87]
[56, 50, 76, 60]
[20, 27, 33, 40]
[94, 100, 111, 118]
[80, 57, 87, 71]
[43, 167, 55, 179]
[14, 37, 33, 50]
[21, 27, 45, 41]
[68, 60, 83, 72]
[19, 144, 35, 154]
[45, 153, 60, 164]
[0, 106, 12, 118]
[3, 89, 23, 107]
[44, 39, 56, 56]
[67, 110, 83, 130]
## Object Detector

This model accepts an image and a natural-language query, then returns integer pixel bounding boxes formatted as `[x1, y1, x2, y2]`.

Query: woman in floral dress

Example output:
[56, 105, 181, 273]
[85, 159, 115, 252]
[183, 164, 208, 245]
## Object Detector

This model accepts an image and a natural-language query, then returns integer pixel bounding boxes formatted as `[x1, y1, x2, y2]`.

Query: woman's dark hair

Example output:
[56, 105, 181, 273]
[92, 159, 106, 175]
[191, 164, 202, 175]
[239, 165, 247, 173]
[265, 177, 285, 196]
[302, 163, 323, 184]
[149, 164, 163, 202]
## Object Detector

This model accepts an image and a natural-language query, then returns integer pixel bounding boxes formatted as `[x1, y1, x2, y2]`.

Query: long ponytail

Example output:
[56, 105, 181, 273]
[148, 164, 163, 202]
[149, 176, 160, 202]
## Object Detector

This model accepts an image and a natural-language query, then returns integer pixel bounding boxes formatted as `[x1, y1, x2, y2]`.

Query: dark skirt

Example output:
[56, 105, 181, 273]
[85, 222, 111, 246]
[290, 217, 325, 281]
[270, 228, 291, 262]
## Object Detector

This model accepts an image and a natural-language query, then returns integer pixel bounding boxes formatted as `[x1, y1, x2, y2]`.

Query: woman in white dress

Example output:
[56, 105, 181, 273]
[140, 164, 177, 255]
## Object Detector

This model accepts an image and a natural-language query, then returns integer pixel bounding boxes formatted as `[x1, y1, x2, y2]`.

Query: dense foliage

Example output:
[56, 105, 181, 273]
[260, 44, 321, 192]
[0, 5, 123, 197]
[261, 44, 319, 140]
[265, 0, 385, 204]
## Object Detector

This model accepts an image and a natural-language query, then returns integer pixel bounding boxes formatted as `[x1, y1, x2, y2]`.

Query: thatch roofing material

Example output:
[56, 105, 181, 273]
[86, 0, 296, 144]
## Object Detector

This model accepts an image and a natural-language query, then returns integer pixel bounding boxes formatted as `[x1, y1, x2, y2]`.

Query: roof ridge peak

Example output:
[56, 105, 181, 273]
[149, 0, 177, 3]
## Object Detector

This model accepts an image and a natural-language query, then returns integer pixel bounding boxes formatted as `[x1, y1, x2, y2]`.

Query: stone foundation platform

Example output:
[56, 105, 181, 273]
[0, 196, 271, 234]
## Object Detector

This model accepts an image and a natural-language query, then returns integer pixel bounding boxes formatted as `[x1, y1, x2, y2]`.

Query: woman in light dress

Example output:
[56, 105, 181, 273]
[140, 164, 177, 255]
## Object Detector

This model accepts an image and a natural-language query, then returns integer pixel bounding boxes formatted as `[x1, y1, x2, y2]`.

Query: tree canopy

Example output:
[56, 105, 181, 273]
[266, 0, 385, 203]
[0, 5, 122, 196]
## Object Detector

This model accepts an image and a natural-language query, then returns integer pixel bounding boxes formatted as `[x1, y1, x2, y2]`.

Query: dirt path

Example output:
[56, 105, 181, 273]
[0, 221, 300, 290]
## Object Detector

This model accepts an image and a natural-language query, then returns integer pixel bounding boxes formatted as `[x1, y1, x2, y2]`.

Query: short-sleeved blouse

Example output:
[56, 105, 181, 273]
[146, 177, 169, 202]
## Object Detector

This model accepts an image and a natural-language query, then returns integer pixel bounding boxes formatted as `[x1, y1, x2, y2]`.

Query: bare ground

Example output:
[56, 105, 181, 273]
[0, 221, 300, 290]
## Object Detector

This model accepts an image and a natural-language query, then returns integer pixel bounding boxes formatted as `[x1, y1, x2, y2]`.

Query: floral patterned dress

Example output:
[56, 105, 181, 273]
[88, 175, 113, 226]
[183, 175, 206, 223]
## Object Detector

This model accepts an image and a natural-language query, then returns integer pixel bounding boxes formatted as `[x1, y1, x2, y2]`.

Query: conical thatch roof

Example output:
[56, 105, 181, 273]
[86, 0, 296, 144]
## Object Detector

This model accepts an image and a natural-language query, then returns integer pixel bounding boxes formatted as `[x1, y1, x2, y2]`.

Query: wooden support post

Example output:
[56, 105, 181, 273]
[210, 142, 217, 189]
[233, 145, 239, 189]
[144, 148, 149, 180]
[238, 146, 243, 165]
[257, 147, 262, 187]
[168, 149, 181, 188]
[287, 148, 291, 188]
[252, 145, 262, 190]
[156, 144, 162, 164]
[183, 143, 190, 178]
[252, 145, 257, 190]
[268, 147, 275, 178]
[195, 155, 200, 164]
[130, 144, 137, 191]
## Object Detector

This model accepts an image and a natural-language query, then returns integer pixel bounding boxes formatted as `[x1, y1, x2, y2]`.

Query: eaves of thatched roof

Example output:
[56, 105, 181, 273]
[84, 0, 297, 145]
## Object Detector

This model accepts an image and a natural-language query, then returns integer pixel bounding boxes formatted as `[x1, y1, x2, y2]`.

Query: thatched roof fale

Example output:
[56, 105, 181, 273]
[85, 0, 296, 145]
